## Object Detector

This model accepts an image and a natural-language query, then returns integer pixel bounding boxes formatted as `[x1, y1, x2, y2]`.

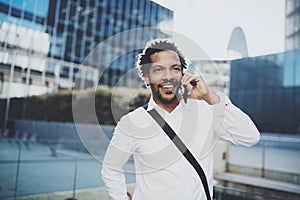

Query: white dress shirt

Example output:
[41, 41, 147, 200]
[102, 92, 260, 200]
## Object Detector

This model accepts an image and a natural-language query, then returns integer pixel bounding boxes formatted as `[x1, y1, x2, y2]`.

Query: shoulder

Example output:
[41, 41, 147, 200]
[118, 106, 152, 129]
[115, 106, 160, 139]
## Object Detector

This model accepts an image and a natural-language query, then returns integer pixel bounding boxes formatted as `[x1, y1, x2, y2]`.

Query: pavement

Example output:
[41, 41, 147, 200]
[0, 139, 135, 199]
[1, 133, 300, 200]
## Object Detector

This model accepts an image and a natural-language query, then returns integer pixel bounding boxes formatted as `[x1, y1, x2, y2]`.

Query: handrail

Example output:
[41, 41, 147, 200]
[1, 135, 299, 199]
[213, 185, 282, 200]
[260, 135, 300, 143]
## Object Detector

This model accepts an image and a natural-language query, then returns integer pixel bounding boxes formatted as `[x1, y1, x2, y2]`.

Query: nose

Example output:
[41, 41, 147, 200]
[164, 69, 172, 80]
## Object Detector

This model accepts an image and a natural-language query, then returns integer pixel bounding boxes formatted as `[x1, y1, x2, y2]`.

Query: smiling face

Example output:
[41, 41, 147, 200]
[144, 50, 183, 107]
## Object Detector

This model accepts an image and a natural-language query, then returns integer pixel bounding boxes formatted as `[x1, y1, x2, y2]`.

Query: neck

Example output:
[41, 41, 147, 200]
[153, 98, 179, 113]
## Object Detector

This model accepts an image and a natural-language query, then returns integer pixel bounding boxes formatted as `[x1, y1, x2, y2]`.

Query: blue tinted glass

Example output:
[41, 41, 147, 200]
[0, 0, 9, 5]
[0, 13, 6, 22]
[144, 0, 151, 27]
[10, 0, 49, 17]
[12, 0, 23, 10]
[295, 49, 300, 86]
[230, 49, 300, 133]
[35, 0, 49, 17]
[283, 50, 295, 87]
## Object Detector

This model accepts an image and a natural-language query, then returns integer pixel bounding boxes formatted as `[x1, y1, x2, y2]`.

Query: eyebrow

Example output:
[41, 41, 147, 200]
[171, 64, 181, 68]
[152, 63, 181, 68]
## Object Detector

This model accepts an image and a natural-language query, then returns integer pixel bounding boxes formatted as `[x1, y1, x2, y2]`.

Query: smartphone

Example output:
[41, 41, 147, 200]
[183, 85, 188, 104]
[182, 72, 188, 104]
[182, 80, 197, 104]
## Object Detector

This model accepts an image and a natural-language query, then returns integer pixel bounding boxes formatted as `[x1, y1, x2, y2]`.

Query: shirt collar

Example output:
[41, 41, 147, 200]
[146, 97, 189, 113]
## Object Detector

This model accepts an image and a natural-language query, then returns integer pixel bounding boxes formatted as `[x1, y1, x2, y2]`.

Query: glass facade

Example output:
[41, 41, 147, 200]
[286, 0, 300, 51]
[230, 49, 300, 134]
[0, 0, 48, 32]
[0, 0, 173, 98]
[0, 0, 50, 55]
[46, 0, 173, 87]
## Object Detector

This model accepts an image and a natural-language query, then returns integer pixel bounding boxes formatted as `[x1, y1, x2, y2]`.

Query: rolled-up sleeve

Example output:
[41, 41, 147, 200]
[212, 92, 260, 147]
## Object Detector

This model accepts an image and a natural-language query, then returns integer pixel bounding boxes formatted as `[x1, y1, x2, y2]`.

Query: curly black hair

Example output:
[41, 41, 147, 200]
[136, 38, 187, 83]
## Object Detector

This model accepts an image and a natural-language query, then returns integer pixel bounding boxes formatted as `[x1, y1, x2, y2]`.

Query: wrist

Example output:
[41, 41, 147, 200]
[202, 90, 220, 105]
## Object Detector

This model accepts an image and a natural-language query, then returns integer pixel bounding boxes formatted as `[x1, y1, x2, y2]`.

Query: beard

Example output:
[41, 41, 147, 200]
[150, 81, 180, 105]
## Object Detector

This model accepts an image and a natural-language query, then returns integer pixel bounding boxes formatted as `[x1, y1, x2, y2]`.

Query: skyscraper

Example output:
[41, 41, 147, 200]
[0, 0, 52, 97]
[285, 0, 300, 51]
[47, 0, 172, 63]
[46, 0, 173, 87]
[0, 0, 173, 98]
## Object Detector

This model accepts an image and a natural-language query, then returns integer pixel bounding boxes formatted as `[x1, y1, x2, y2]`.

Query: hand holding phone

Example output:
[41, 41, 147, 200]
[182, 80, 197, 104]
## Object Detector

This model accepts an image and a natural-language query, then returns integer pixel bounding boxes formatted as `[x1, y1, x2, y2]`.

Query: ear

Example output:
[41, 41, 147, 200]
[144, 74, 150, 86]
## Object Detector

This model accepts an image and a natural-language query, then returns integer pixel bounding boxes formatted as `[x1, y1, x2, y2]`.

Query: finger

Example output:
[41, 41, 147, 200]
[181, 74, 195, 85]
[182, 75, 200, 86]
[180, 72, 189, 83]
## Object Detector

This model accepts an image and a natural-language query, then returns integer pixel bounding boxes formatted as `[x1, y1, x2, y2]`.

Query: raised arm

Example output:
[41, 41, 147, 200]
[212, 92, 260, 146]
[181, 73, 260, 146]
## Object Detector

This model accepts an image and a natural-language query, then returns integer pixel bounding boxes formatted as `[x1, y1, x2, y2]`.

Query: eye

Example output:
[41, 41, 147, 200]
[153, 68, 162, 72]
[152, 66, 164, 73]
[172, 67, 181, 72]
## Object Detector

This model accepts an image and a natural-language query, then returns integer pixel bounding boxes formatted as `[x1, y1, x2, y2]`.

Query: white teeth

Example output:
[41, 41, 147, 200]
[162, 85, 173, 88]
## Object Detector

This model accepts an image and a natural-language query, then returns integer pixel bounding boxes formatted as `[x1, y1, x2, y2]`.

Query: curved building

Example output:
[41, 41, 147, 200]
[227, 26, 248, 59]
[286, 0, 300, 51]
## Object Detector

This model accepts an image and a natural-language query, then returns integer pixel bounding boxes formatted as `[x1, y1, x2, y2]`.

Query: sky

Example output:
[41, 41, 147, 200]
[153, 0, 286, 60]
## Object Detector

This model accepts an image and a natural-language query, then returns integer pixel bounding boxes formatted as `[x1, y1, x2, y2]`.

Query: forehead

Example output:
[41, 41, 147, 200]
[150, 50, 180, 66]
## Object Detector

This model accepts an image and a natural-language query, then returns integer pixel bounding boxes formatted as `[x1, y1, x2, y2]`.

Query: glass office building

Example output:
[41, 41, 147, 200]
[47, 0, 172, 87]
[0, 0, 54, 97]
[0, 0, 173, 98]
[47, 0, 172, 64]
[286, 0, 300, 51]
[230, 49, 300, 134]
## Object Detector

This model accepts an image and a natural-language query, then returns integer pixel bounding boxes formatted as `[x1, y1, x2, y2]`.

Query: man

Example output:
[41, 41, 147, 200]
[102, 39, 260, 200]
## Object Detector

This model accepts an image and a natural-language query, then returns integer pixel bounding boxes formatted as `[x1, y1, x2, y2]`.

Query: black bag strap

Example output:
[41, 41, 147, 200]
[144, 105, 211, 200]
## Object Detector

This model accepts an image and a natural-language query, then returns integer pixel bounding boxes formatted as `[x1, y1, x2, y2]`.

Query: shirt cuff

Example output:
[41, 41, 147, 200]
[212, 91, 231, 118]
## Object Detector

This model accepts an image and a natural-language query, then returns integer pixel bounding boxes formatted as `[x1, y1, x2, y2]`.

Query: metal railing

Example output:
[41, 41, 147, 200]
[1, 134, 299, 200]
[213, 185, 282, 200]
[259, 133, 300, 178]
[0, 138, 93, 200]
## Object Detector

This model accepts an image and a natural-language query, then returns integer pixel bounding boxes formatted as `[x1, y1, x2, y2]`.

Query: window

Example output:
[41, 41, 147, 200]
[0, 72, 3, 94]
